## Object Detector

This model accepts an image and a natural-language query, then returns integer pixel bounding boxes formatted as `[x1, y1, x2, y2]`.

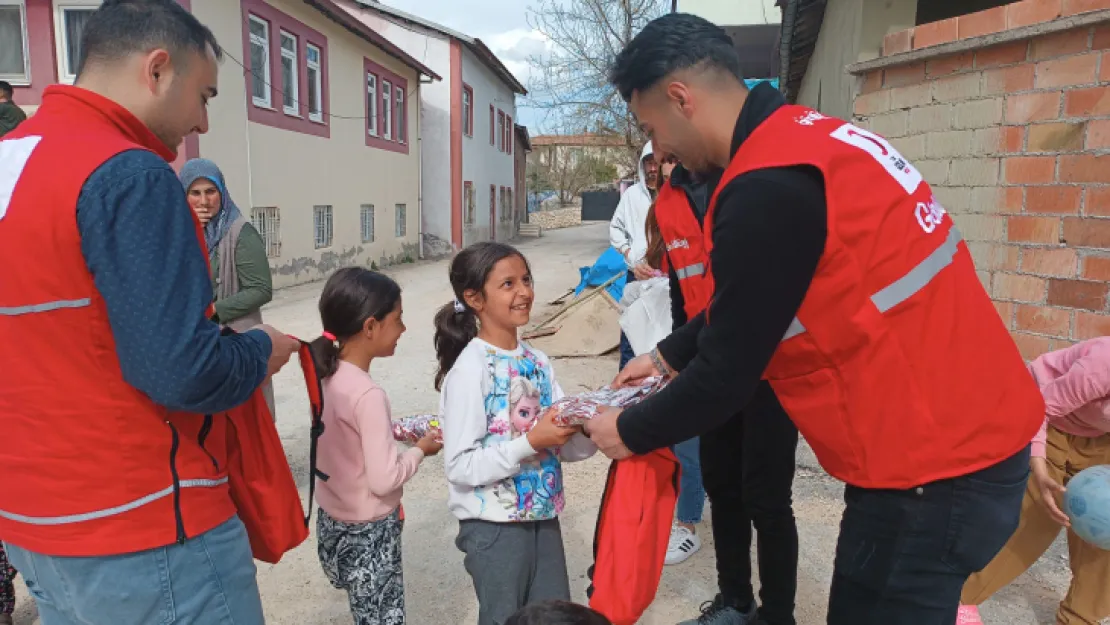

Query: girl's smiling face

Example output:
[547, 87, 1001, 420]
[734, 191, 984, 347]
[511, 394, 540, 435]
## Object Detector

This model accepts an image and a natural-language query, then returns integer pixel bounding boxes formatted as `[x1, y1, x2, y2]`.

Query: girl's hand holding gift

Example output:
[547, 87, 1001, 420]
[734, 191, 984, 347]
[526, 410, 578, 450]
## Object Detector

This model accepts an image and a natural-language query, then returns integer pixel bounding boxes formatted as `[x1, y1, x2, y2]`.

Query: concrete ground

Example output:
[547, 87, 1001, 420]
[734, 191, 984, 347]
[11, 223, 1083, 625]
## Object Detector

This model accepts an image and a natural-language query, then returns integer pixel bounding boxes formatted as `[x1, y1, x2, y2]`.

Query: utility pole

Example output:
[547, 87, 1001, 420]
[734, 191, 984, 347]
[671, 0, 677, 13]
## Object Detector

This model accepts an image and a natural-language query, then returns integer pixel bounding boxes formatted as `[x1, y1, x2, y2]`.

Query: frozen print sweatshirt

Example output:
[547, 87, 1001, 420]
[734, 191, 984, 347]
[440, 338, 596, 523]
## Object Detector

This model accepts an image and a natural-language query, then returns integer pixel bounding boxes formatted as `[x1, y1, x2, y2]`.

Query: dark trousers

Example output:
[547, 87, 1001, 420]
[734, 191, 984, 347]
[827, 445, 1031, 625]
[700, 382, 800, 625]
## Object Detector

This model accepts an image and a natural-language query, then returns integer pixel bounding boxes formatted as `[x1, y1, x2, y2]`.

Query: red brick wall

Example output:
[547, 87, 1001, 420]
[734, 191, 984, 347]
[854, 3, 1110, 360]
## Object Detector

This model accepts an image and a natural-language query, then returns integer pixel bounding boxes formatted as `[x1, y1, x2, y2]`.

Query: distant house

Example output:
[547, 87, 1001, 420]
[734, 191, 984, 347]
[513, 124, 531, 225]
[6, 0, 439, 288]
[334, 0, 528, 253]
[530, 133, 631, 178]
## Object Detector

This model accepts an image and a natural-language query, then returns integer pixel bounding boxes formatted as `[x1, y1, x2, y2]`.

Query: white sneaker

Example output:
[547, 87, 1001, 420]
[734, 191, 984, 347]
[665, 523, 701, 565]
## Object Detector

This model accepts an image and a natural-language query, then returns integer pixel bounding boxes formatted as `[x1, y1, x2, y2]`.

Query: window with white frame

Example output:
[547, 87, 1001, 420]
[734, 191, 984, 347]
[55, 3, 96, 83]
[360, 204, 375, 243]
[0, 1, 29, 84]
[366, 72, 377, 136]
[251, 207, 282, 258]
[279, 31, 298, 115]
[306, 43, 322, 122]
[314, 205, 333, 249]
[248, 15, 271, 107]
[462, 85, 473, 136]
[395, 204, 407, 237]
[395, 88, 405, 144]
[381, 80, 392, 140]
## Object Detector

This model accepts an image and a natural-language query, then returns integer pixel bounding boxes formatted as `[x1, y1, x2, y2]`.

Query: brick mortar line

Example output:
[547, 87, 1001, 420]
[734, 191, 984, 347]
[848, 9, 1110, 75]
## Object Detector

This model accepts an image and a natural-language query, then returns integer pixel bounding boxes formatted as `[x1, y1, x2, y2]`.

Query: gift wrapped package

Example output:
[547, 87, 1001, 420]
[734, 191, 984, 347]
[550, 377, 669, 427]
[392, 414, 442, 444]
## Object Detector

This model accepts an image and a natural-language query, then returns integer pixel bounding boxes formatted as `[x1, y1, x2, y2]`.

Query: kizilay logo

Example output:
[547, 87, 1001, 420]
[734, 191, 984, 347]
[915, 197, 947, 234]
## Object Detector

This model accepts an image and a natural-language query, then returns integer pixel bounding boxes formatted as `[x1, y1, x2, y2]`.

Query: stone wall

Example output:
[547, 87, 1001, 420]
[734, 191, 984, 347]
[528, 207, 583, 230]
[852, 0, 1110, 360]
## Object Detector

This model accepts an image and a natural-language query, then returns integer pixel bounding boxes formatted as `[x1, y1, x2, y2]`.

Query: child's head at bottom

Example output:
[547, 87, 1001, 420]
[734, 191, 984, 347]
[505, 601, 611, 625]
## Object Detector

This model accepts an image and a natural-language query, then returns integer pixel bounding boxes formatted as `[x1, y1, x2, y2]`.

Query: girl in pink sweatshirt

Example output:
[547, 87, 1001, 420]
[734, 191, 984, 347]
[310, 267, 442, 625]
[958, 337, 1110, 625]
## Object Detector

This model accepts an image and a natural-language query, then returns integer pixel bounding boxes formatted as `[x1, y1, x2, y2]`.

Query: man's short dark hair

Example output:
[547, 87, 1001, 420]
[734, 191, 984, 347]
[505, 601, 611, 625]
[77, 0, 222, 77]
[0, 81, 13, 100]
[609, 13, 742, 102]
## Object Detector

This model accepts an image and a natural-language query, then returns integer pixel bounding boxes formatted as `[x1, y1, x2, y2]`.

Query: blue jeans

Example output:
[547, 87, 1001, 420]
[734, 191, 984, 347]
[5, 515, 264, 625]
[674, 437, 706, 524]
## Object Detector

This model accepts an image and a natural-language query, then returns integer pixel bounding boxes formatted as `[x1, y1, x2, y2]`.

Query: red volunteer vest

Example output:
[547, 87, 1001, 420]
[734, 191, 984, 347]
[704, 106, 1043, 488]
[0, 87, 237, 556]
[654, 181, 714, 318]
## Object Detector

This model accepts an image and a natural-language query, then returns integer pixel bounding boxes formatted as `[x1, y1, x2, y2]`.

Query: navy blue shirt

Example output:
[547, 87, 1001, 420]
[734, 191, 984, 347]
[76, 150, 271, 414]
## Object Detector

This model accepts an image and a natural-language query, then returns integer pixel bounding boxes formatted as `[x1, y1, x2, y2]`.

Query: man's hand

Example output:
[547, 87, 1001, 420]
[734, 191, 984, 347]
[632, 262, 658, 281]
[613, 353, 661, 388]
[254, 324, 300, 377]
[584, 407, 632, 460]
[1032, 456, 1069, 526]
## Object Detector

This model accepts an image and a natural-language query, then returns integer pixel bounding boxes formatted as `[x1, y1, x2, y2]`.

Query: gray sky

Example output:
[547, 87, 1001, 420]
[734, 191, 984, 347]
[381, 0, 548, 129]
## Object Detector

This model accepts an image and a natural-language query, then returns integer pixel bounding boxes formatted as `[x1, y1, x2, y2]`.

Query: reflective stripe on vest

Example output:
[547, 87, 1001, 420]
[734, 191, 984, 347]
[0, 477, 228, 525]
[783, 227, 962, 341]
[0, 298, 91, 316]
[674, 263, 705, 280]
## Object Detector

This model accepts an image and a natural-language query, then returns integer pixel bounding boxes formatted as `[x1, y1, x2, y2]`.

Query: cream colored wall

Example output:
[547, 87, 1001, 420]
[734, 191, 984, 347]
[192, 0, 422, 289]
[795, 0, 917, 119]
[682, 0, 779, 25]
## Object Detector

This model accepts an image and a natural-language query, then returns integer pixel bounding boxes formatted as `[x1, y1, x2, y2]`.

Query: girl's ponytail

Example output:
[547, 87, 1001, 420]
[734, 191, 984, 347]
[309, 333, 342, 378]
[433, 241, 530, 391]
[433, 300, 479, 390]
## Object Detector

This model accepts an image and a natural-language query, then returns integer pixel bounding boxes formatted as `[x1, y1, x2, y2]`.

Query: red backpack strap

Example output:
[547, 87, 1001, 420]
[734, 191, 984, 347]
[297, 340, 327, 527]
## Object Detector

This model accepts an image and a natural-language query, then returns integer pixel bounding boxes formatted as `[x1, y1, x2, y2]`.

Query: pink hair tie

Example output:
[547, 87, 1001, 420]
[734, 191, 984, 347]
[322, 331, 337, 341]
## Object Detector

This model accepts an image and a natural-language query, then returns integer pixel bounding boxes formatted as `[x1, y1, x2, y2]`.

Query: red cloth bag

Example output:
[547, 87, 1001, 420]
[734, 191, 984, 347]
[223, 384, 308, 564]
[588, 449, 680, 625]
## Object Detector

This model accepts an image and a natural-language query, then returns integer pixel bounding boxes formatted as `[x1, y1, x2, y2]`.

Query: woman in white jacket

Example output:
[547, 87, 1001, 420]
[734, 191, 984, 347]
[609, 141, 659, 368]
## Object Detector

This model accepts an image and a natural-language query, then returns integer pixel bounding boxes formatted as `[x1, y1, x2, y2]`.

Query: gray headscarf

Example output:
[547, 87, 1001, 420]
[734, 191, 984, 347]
[179, 158, 243, 255]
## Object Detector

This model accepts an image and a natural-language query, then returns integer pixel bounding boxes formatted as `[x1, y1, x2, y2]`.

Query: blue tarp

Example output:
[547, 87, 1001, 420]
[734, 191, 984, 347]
[574, 247, 627, 301]
[745, 78, 780, 90]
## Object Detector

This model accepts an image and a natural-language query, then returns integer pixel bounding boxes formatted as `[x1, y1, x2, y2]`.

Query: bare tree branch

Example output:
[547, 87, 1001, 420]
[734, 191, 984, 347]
[524, 0, 667, 174]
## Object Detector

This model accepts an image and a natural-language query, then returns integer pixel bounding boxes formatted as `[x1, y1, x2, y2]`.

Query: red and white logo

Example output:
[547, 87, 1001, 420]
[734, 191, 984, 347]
[666, 239, 689, 252]
[915, 197, 947, 234]
[794, 110, 829, 126]
[830, 124, 922, 195]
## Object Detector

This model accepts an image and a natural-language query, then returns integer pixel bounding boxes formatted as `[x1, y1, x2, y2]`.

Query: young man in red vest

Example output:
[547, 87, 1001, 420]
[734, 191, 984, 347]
[584, 13, 1044, 624]
[0, 1, 299, 623]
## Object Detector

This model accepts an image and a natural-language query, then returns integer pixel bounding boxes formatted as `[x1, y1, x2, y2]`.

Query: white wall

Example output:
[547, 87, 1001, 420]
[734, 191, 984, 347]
[682, 0, 780, 25]
[460, 48, 517, 245]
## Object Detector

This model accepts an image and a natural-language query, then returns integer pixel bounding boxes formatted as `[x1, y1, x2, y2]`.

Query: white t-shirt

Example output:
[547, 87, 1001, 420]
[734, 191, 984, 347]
[440, 337, 596, 523]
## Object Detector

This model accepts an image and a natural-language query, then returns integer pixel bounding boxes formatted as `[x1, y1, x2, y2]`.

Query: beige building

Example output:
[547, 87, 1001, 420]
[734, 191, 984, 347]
[6, 0, 439, 288]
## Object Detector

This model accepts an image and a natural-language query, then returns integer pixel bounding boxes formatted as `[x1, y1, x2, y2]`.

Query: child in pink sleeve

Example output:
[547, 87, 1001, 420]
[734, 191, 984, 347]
[958, 337, 1110, 625]
[309, 268, 441, 625]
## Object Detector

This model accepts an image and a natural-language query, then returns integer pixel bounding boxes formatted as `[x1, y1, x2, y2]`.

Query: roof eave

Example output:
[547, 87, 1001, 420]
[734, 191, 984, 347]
[352, 0, 525, 95]
[303, 0, 442, 81]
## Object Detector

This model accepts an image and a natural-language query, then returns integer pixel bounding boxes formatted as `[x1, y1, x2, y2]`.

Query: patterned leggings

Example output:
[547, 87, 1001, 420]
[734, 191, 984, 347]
[0, 542, 15, 615]
[317, 507, 405, 625]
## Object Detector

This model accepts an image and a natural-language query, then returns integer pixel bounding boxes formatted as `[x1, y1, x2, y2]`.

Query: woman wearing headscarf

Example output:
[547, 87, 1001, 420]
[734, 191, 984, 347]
[180, 158, 275, 417]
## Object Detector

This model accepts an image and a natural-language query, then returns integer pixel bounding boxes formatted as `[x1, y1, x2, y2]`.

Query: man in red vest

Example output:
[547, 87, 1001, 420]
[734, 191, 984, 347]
[0, 1, 299, 623]
[584, 13, 1044, 624]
